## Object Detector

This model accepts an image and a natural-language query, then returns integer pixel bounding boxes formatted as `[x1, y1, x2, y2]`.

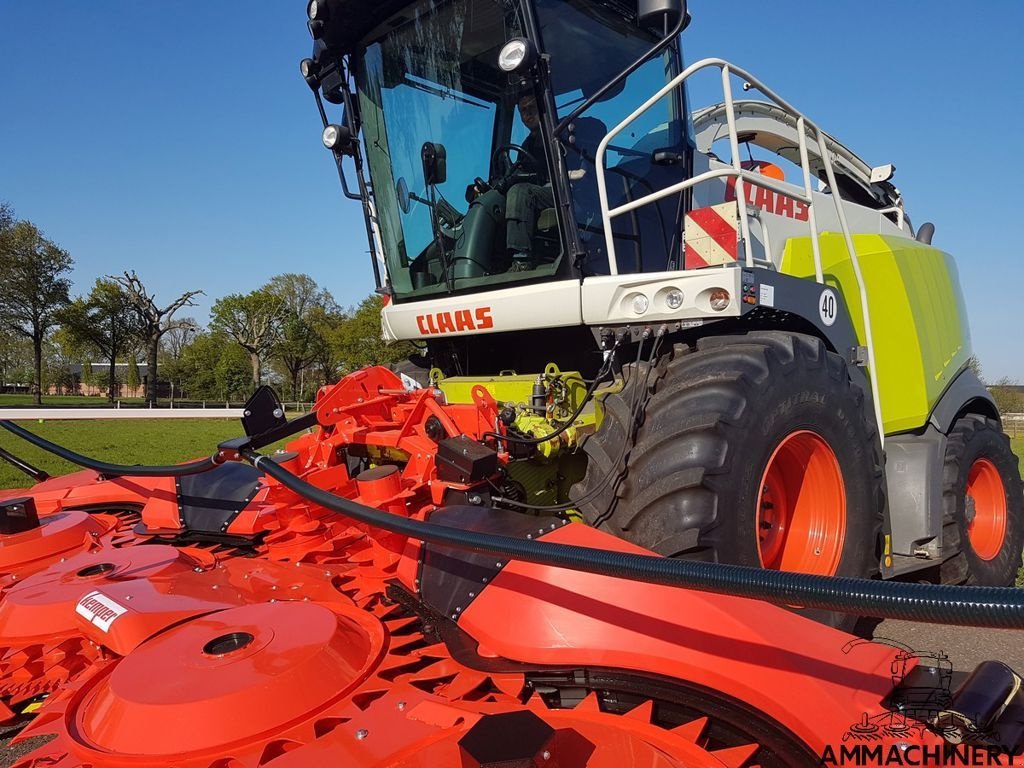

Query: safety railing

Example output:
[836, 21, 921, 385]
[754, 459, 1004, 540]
[594, 57, 885, 445]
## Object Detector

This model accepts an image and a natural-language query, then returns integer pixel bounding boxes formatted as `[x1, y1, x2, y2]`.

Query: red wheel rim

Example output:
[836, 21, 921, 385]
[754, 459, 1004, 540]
[756, 430, 846, 575]
[965, 458, 1007, 561]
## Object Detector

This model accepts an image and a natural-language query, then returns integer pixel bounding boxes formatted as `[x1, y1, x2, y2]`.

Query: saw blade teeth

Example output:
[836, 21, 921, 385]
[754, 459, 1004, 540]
[525, 689, 550, 710]
[575, 691, 601, 712]
[622, 699, 654, 722]
[708, 742, 759, 767]
[671, 716, 708, 743]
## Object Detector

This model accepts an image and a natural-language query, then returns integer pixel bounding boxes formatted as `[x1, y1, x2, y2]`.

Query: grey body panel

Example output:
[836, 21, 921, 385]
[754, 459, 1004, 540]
[928, 368, 999, 433]
[743, 268, 873, 403]
[883, 427, 946, 574]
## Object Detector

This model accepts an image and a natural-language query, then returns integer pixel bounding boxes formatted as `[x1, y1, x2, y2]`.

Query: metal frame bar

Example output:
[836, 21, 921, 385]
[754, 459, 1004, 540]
[594, 57, 885, 445]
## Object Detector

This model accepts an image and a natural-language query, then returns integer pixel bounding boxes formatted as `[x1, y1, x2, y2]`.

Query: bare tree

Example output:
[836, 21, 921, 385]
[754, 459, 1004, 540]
[112, 271, 203, 406]
[161, 317, 200, 361]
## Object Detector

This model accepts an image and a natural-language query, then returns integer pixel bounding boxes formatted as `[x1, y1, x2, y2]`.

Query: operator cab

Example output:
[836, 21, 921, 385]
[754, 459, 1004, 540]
[304, 0, 691, 304]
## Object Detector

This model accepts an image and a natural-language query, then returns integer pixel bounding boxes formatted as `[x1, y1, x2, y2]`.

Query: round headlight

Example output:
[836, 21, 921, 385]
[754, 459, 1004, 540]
[300, 58, 318, 79]
[322, 124, 342, 150]
[498, 38, 536, 73]
[665, 289, 684, 310]
[631, 294, 650, 316]
[307, 0, 326, 21]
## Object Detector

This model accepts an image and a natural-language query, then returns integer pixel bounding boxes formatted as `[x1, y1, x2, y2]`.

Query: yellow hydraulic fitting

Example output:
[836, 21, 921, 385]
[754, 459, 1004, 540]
[512, 413, 578, 460]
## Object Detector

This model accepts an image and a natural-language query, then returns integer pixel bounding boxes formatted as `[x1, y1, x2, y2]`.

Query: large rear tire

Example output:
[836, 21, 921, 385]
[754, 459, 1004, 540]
[572, 331, 886, 630]
[939, 415, 1024, 586]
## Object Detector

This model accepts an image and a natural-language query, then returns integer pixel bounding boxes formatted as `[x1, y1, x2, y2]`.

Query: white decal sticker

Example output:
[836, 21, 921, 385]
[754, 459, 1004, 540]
[75, 590, 127, 633]
[759, 284, 775, 308]
[819, 288, 838, 327]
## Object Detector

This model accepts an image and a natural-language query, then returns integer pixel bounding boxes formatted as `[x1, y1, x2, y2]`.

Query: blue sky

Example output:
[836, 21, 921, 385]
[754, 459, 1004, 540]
[2, 1, 1022, 380]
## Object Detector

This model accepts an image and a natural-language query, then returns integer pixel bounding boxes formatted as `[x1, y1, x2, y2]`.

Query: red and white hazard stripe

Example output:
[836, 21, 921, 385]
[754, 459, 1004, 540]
[684, 202, 739, 270]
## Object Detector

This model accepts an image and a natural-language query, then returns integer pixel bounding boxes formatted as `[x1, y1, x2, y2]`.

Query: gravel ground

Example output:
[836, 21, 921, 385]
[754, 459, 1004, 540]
[0, 720, 52, 768]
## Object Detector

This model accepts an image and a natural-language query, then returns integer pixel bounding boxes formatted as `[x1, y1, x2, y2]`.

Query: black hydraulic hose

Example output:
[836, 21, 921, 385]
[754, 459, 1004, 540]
[244, 446, 1024, 629]
[0, 420, 221, 479]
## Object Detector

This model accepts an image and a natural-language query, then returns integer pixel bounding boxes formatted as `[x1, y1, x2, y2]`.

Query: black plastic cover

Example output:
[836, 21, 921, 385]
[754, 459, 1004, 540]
[420, 505, 564, 620]
[458, 710, 555, 768]
[241, 386, 287, 438]
[176, 463, 263, 535]
[0, 496, 39, 534]
[435, 435, 497, 484]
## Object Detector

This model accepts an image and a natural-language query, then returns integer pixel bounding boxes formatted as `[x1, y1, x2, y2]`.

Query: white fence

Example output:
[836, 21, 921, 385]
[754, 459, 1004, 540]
[1005, 413, 1024, 439]
[0, 408, 245, 421]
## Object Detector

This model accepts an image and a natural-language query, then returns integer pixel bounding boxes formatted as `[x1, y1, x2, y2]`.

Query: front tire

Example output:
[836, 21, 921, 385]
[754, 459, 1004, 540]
[572, 332, 885, 629]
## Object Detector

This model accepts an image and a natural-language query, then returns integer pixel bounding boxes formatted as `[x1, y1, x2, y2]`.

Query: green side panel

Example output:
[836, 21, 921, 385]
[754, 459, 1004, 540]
[780, 233, 971, 434]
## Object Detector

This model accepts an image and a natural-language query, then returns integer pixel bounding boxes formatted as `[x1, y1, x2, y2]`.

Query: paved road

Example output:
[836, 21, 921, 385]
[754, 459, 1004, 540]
[873, 619, 1024, 673]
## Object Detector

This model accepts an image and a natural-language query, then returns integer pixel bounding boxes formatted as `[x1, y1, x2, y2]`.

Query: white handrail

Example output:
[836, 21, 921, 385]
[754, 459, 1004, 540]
[593, 57, 885, 446]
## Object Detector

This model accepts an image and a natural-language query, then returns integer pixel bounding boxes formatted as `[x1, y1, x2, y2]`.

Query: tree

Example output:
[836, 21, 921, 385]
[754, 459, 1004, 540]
[210, 290, 285, 389]
[329, 295, 414, 372]
[127, 357, 141, 394]
[160, 317, 200, 361]
[158, 317, 199, 402]
[45, 328, 79, 396]
[265, 274, 339, 400]
[82, 360, 95, 393]
[265, 274, 336, 320]
[0, 221, 73, 404]
[112, 271, 203, 406]
[967, 355, 984, 383]
[990, 378, 1024, 415]
[308, 306, 347, 387]
[177, 331, 251, 401]
[60, 279, 144, 403]
[0, 327, 31, 391]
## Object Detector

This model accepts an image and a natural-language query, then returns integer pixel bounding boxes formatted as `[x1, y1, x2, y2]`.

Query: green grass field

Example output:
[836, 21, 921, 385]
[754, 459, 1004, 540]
[0, 419, 248, 490]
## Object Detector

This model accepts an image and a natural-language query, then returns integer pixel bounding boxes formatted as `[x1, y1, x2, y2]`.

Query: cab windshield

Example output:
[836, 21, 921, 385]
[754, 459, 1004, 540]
[356, 0, 561, 300]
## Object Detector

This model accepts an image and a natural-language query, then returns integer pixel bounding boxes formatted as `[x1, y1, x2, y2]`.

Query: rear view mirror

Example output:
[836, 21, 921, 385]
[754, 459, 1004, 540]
[421, 142, 448, 186]
[396, 177, 412, 214]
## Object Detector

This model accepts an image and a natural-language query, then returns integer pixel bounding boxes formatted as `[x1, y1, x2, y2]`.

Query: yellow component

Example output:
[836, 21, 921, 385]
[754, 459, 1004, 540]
[22, 700, 44, 714]
[437, 365, 588, 413]
[513, 413, 579, 460]
[781, 234, 971, 435]
[884, 534, 892, 556]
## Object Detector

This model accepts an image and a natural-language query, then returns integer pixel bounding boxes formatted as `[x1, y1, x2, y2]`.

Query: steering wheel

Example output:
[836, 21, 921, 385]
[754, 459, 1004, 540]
[492, 143, 541, 180]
